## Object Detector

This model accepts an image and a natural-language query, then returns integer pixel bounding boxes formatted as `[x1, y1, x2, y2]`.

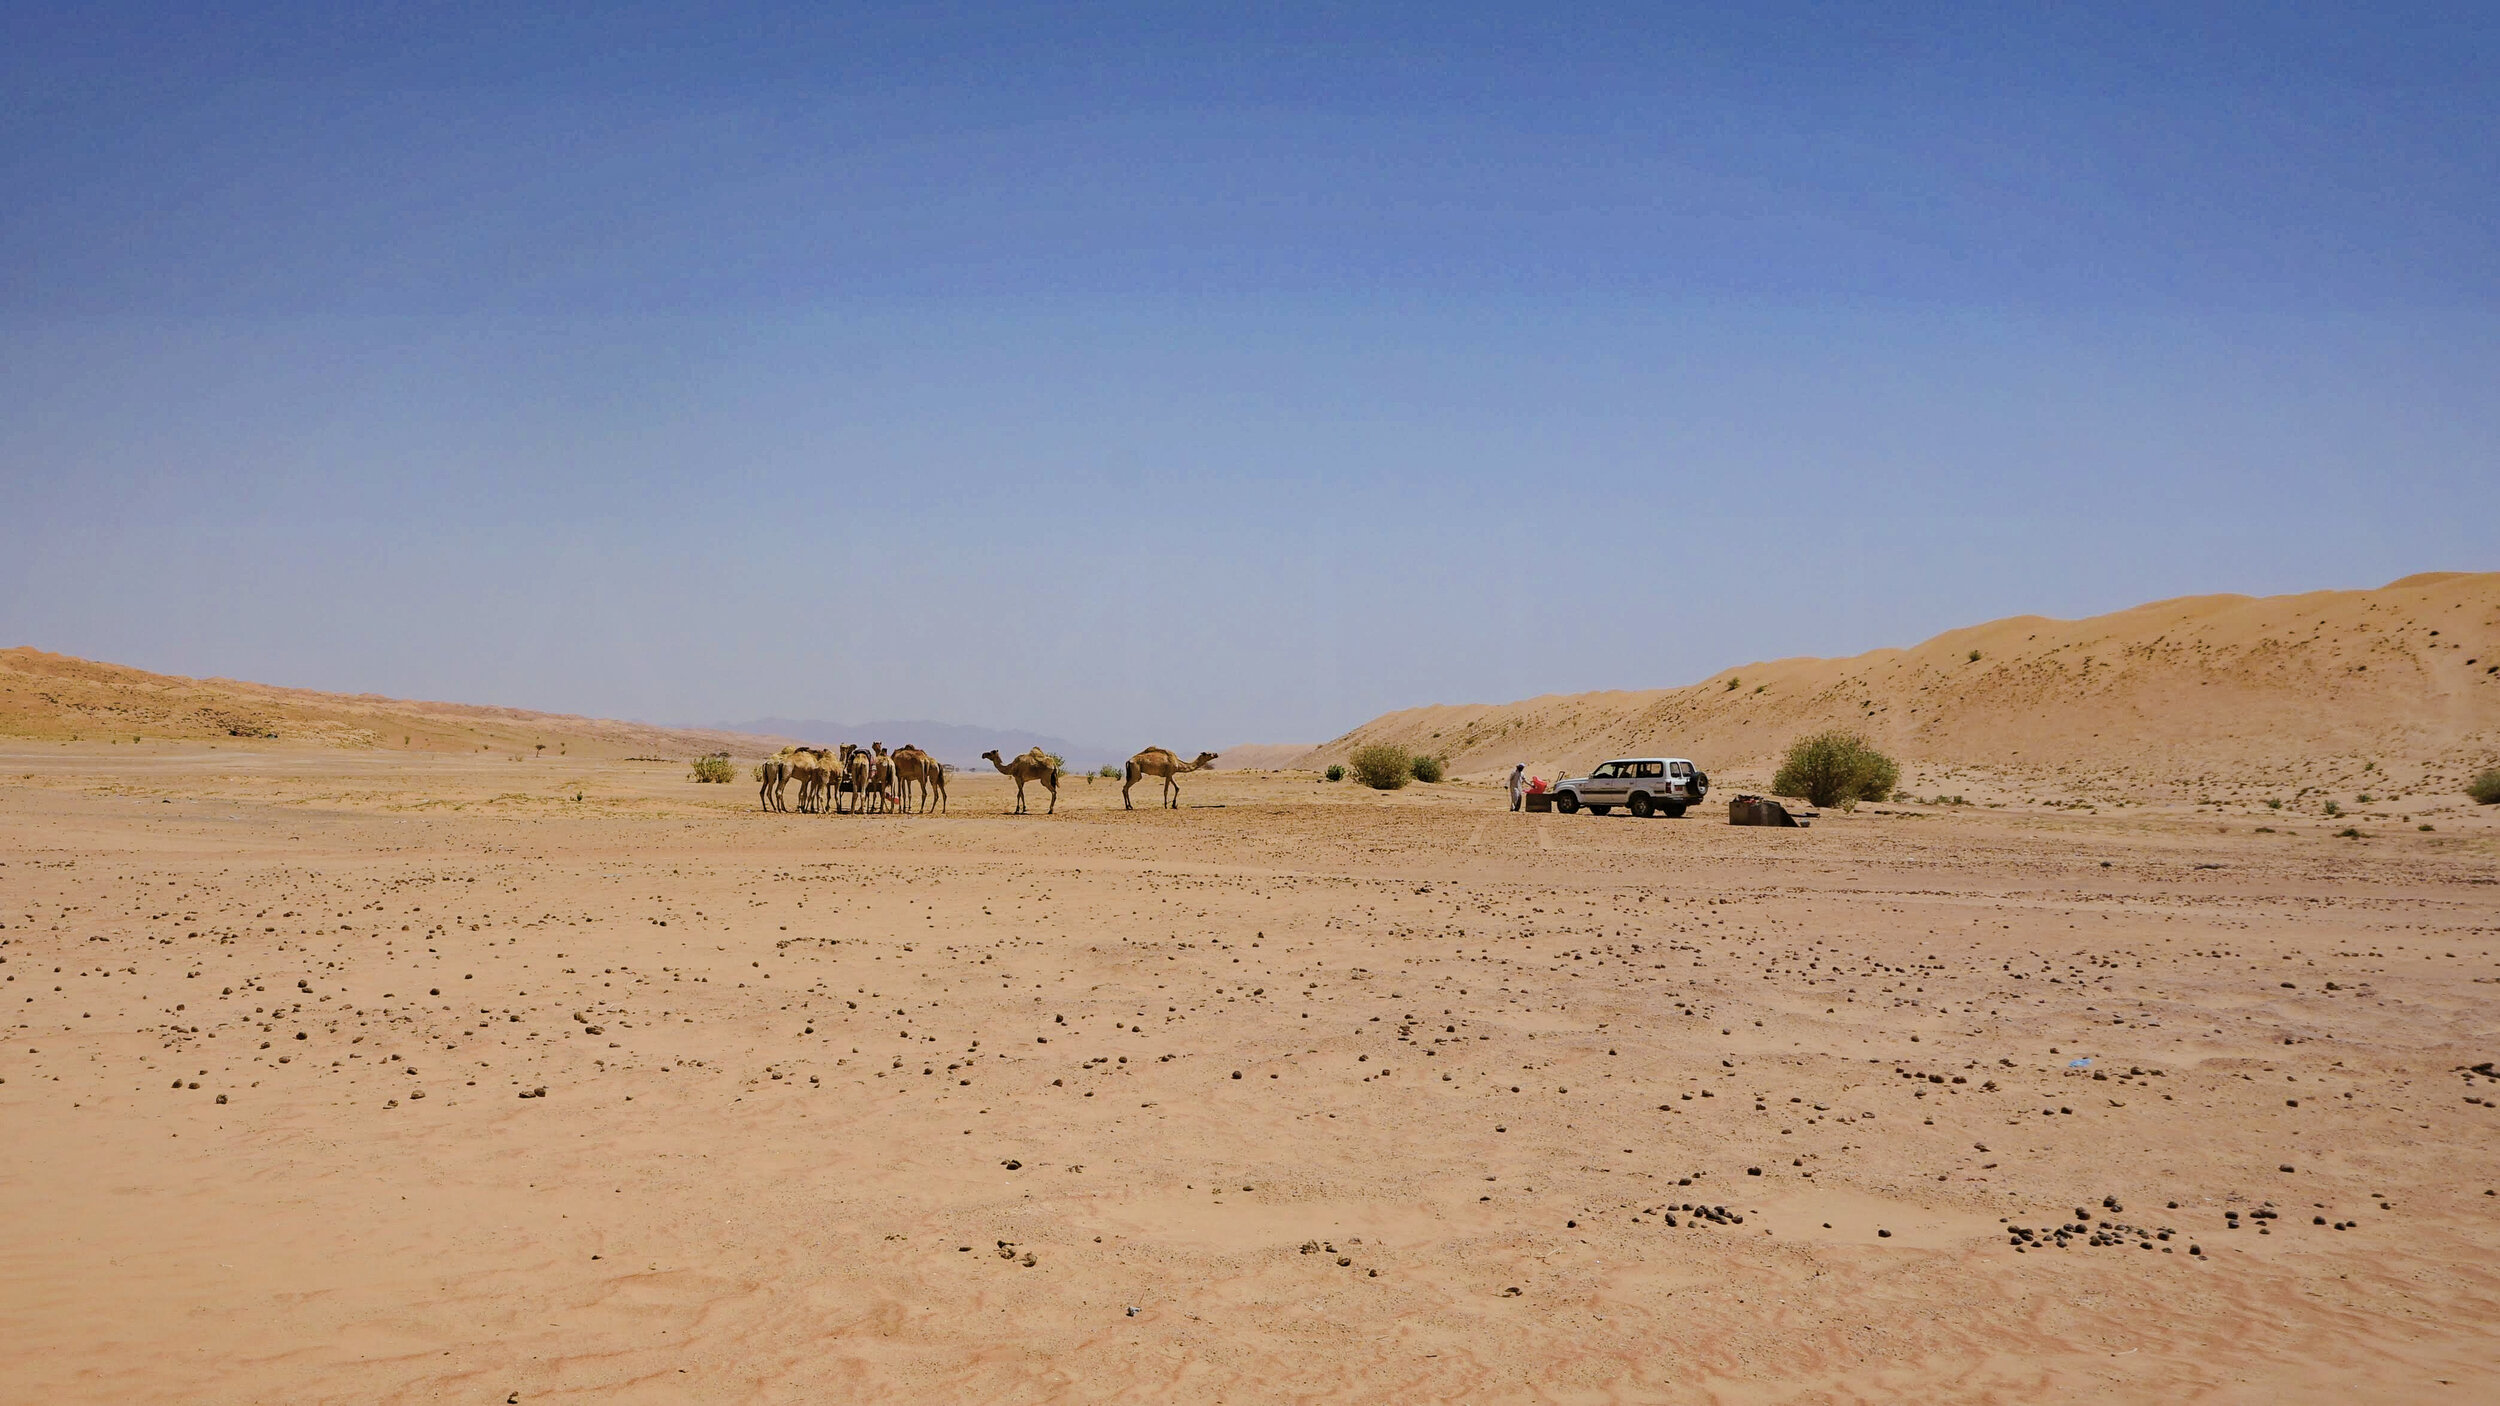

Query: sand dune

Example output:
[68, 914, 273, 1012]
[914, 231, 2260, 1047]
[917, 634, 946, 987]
[0, 646, 780, 759]
[1211, 742, 1317, 770]
[1299, 573, 2500, 802]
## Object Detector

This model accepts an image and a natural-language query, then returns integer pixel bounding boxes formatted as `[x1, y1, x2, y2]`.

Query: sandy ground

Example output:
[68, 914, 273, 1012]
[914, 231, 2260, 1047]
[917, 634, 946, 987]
[5, 744, 2498, 1403]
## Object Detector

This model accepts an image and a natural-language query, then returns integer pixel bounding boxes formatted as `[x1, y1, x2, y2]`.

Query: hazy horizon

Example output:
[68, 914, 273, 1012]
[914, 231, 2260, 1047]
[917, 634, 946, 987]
[6, 5, 2493, 744]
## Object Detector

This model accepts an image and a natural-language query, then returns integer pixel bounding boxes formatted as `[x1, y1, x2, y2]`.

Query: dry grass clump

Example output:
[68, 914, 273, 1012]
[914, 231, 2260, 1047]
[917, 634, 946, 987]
[1347, 743, 1414, 790]
[1772, 731, 1899, 810]
[690, 754, 736, 784]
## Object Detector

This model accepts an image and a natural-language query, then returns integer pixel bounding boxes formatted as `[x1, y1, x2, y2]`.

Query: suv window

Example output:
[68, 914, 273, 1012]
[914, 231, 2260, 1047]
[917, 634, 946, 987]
[1589, 762, 1619, 778]
[1672, 762, 1692, 776]
[1635, 761, 1663, 778]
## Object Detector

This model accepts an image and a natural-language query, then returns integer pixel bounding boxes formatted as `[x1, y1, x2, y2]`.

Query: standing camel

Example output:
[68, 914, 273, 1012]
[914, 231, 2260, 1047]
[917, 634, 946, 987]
[771, 746, 833, 812]
[801, 746, 842, 813]
[981, 748, 1059, 815]
[756, 758, 789, 811]
[1123, 748, 1220, 810]
[858, 743, 899, 814]
[892, 745, 946, 813]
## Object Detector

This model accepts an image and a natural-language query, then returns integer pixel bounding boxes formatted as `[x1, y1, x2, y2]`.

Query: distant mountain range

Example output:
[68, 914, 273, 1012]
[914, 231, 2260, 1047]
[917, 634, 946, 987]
[696, 718, 1122, 771]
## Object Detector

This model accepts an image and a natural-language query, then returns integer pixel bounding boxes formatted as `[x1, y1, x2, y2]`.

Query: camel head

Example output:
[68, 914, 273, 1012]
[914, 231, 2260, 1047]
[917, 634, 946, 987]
[1190, 751, 1220, 769]
[981, 750, 1003, 766]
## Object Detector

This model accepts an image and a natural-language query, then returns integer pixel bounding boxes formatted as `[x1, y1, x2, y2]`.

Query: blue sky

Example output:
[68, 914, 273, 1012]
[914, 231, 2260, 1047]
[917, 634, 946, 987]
[3, 3, 2493, 746]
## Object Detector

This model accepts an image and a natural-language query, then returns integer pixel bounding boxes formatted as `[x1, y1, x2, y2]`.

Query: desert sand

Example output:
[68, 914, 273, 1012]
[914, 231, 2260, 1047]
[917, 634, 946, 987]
[5, 736, 2498, 1403]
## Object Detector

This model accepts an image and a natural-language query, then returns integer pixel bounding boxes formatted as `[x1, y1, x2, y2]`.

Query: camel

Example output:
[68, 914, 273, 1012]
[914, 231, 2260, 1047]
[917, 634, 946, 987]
[770, 746, 835, 813]
[830, 743, 878, 814]
[981, 747, 1059, 815]
[839, 744, 876, 814]
[756, 759, 789, 811]
[857, 743, 899, 815]
[1123, 748, 1220, 810]
[892, 745, 946, 813]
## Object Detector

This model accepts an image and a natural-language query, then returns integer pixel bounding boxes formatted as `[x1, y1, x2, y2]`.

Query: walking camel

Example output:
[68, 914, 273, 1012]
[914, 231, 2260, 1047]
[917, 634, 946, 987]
[981, 748, 1060, 814]
[1123, 748, 1220, 810]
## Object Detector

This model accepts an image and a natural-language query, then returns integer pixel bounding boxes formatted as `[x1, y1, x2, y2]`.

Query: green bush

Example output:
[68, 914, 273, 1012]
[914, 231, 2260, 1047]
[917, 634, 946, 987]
[2468, 769, 2500, 805]
[1409, 754, 1446, 784]
[1347, 743, 1414, 790]
[1771, 730, 1899, 810]
[690, 754, 736, 783]
[1325, 764, 1346, 782]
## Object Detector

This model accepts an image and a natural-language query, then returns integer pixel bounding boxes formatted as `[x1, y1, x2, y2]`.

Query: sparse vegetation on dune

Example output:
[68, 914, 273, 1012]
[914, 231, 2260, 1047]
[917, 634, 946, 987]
[1348, 743, 1414, 790]
[690, 754, 735, 783]
[1772, 731, 1899, 810]
[1409, 754, 1446, 784]
[1325, 764, 1346, 782]
[2470, 769, 2500, 805]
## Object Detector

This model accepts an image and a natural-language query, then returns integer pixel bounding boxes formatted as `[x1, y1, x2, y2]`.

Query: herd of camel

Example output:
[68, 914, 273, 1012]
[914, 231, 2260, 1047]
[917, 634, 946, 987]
[756, 743, 1220, 815]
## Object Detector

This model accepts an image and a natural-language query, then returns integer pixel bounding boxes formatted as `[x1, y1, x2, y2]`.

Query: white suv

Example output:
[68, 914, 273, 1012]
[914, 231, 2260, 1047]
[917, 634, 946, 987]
[1553, 757, 1709, 818]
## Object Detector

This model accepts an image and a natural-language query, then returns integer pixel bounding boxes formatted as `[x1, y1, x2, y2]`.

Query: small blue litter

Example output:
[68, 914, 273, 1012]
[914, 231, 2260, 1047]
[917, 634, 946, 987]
[2068, 1057, 2092, 1068]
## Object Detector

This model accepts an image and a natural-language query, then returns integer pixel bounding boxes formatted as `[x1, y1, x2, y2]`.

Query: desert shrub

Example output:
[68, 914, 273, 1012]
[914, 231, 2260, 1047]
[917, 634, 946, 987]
[1410, 754, 1446, 784]
[1771, 731, 1899, 810]
[2468, 769, 2500, 806]
[1967, 648, 1982, 663]
[690, 754, 735, 783]
[1325, 764, 1346, 782]
[1347, 743, 1414, 790]
[2323, 799, 2342, 818]
[1097, 763, 1121, 779]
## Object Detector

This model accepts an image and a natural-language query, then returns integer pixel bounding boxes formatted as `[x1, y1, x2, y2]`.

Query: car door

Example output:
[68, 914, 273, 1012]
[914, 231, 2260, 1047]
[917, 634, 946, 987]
[1631, 760, 1664, 802]
[1669, 761, 1693, 797]
[1588, 761, 1628, 806]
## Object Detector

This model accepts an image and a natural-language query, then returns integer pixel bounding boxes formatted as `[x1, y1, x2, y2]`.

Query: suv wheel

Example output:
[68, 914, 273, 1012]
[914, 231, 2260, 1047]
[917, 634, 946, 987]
[1628, 794, 1654, 818]
[1555, 793, 1580, 814]
[1664, 800, 1687, 819]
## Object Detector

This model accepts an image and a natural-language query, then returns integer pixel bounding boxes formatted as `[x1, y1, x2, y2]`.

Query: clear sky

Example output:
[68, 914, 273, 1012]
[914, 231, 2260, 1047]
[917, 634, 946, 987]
[4, 3, 2494, 747]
